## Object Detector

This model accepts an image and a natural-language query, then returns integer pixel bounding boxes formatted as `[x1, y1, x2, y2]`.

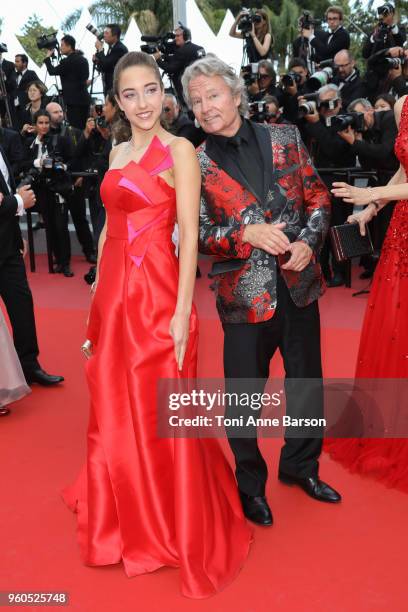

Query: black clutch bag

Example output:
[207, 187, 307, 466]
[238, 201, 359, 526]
[330, 222, 374, 263]
[208, 259, 247, 278]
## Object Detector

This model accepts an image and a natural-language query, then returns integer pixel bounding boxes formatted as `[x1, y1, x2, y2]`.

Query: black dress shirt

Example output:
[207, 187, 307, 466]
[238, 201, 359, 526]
[207, 119, 264, 201]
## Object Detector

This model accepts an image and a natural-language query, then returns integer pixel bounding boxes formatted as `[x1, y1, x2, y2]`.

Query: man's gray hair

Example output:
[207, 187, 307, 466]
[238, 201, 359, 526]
[163, 93, 179, 107]
[181, 53, 248, 115]
[318, 83, 340, 99]
[347, 98, 373, 112]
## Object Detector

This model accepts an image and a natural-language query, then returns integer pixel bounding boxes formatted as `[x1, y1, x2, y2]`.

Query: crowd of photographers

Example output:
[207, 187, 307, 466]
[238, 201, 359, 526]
[238, 3, 403, 286]
[0, 4, 406, 287]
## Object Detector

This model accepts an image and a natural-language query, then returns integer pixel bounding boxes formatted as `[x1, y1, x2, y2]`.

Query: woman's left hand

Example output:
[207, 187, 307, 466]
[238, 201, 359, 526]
[331, 182, 375, 206]
[169, 312, 190, 371]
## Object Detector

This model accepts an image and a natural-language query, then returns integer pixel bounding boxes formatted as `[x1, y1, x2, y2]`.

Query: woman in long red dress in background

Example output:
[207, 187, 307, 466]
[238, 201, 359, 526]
[326, 94, 408, 493]
[62, 52, 251, 598]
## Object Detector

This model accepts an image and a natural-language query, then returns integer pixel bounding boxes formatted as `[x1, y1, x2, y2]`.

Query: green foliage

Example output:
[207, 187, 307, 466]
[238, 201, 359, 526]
[16, 14, 57, 66]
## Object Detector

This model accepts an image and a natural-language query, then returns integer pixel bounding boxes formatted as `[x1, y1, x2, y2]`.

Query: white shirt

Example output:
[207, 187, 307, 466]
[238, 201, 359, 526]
[0, 150, 24, 215]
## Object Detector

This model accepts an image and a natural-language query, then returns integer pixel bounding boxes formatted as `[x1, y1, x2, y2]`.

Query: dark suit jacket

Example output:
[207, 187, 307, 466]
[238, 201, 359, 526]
[0, 58, 17, 95]
[0, 127, 24, 178]
[352, 110, 398, 179]
[44, 52, 91, 106]
[94, 41, 128, 94]
[333, 71, 367, 111]
[14, 69, 40, 108]
[0, 145, 23, 265]
[311, 26, 350, 61]
[197, 123, 331, 324]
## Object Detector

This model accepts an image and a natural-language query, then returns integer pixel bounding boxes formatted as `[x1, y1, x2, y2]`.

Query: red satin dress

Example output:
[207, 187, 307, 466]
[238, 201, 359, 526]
[325, 96, 408, 493]
[62, 136, 251, 598]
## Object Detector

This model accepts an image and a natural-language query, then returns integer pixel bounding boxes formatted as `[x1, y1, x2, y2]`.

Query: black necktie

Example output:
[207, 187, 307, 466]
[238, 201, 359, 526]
[228, 135, 242, 149]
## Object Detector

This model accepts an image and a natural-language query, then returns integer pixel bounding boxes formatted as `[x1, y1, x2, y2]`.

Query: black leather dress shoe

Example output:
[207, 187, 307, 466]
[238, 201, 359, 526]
[24, 368, 64, 386]
[85, 253, 97, 264]
[0, 407, 10, 416]
[55, 264, 74, 277]
[239, 491, 273, 526]
[279, 472, 341, 503]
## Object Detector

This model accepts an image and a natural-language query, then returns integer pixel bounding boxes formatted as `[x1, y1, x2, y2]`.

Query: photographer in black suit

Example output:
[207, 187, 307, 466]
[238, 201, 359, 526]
[22, 110, 75, 277]
[93, 24, 128, 95]
[154, 25, 204, 105]
[44, 35, 91, 130]
[295, 6, 350, 64]
[0, 125, 24, 178]
[13, 54, 39, 130]
[0, 51, 17, 127]
[0, 144, 64, 387]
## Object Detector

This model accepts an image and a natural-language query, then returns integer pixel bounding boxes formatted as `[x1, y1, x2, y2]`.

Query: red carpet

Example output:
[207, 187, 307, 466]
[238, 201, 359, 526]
[1, 256, 407, 611]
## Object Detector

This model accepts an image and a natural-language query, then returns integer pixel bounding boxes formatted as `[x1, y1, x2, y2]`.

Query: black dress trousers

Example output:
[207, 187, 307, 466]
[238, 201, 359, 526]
[0, 253, 40, 373]
[223, 274, 324, 497]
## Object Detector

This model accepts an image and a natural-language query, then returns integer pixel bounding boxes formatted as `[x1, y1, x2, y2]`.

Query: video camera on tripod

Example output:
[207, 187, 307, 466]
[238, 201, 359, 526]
[140, 33, 177, 57]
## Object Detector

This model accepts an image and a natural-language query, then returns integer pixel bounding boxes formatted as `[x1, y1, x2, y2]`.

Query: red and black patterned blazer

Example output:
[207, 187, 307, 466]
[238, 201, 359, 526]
[197, 122, 331, 324]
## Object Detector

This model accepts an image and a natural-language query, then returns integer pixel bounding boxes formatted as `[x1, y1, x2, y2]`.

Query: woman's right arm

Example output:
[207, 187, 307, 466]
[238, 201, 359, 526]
[229, 12, 244, 39]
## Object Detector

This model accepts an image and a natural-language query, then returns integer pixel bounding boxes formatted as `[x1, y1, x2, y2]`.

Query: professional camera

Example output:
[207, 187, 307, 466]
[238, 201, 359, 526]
[307, 61, 334, 91]
[140, 32, 177, 56]
[242, 63, 259, 86]
[36, 32, 59, 51]
[281, 72, 302, 88]
[298, 11, 320, 31]
[94, 101, 108, 128]
[238, 8, 262, 35]
[86, 23, 104, 41]
[370, 53, 405, 75]
[377, 3, 394, 18]
[329, 112, 365, 132]
[298, 92, 319, 116]
[43, 157, 65, 172]
[17, 167, 41, 189]
[42, 155, 72, 196]
[0, 42, 8, 54]
[248, 100, 270, 122]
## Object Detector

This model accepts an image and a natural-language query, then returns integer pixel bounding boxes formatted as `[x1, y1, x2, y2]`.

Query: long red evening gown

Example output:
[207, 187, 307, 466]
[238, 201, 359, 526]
[325, 96, 408, 493]
[62, 136, 251, 598]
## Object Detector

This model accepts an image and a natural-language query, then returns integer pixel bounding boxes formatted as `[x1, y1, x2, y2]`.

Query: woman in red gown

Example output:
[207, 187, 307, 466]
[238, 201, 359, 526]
[63, 52, 251, 598]
[326, 94, 408, 493]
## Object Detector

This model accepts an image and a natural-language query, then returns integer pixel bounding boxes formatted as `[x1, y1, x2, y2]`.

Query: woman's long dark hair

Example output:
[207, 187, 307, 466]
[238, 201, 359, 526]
[111, 51, 164, 143]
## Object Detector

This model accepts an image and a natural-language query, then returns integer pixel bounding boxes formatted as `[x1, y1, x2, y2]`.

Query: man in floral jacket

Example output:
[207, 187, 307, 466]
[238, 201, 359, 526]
[182, 55, 341, 526]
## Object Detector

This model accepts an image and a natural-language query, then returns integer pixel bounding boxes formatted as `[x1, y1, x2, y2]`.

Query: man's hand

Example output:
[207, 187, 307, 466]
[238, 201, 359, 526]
[22, 123, 35, 134]
[0, 193, 4, 206]
[46, 49, 54, 58]
[74, 177, 83, 188]
[388, 46, 404, 57]
[338, 126, 356, 145]
[153, 50, 162, 60]
[95, 39, 104, 52]
[84, 117, 95, 138]
[20, 238, 28, 259]
[243, 222, 290, 255]
[17, 185, 36, 209]
[299, 97, 319, 123]
[281, 241, 312, 272]
[284, 83, 298, 96]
